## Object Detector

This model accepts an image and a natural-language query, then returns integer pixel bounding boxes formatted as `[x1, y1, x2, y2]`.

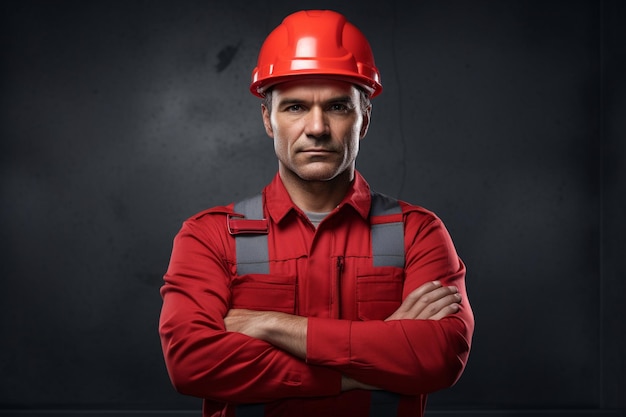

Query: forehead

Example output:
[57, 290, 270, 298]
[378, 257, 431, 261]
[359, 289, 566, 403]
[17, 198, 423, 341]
[271, 78, 359, 100]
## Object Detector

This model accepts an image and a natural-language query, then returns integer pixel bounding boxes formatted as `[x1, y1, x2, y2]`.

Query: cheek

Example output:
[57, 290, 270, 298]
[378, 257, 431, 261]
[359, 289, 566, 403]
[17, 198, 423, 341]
[348, 140, 360, 160]
[272, 135, 290, 159]
[272, 124, 299, 153]
[347, 130, 361, 154]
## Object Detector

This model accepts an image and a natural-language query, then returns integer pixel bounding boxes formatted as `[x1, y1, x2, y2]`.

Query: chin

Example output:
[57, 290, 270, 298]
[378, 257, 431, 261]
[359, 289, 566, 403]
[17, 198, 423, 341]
[291, 165, 340, 182]
[283, 161, 352, 183]
[297, 173, 337, 182]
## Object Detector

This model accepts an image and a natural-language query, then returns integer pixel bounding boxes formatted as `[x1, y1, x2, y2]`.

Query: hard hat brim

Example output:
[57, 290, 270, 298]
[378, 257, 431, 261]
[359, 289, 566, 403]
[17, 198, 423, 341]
[250, 72, 382, 98]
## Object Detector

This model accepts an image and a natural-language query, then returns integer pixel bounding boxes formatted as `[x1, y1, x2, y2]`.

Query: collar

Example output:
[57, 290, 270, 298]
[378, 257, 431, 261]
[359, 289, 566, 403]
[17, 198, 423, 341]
[263, 171, 372, 224]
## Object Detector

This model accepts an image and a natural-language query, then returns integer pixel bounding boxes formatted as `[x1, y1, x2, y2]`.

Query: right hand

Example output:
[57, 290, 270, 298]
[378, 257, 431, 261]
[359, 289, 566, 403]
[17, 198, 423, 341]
[385, 280, 461, 321]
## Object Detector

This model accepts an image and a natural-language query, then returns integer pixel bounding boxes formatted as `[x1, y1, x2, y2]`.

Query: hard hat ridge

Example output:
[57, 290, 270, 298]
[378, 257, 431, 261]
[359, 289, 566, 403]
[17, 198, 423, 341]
[250, 10, 382, 98]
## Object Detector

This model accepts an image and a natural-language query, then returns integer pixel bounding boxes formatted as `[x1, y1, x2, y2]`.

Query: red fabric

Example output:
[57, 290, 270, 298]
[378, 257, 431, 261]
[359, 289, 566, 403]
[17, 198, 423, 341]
[159, 171, 474, 417]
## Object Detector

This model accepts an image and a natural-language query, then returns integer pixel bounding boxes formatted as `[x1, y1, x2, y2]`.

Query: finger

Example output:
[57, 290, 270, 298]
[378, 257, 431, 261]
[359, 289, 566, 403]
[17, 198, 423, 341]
[388, 285, 459, 321]
[396, 281, 443, 312]
[403, 285, 458, 318]
[416, 292, 461, 320]
[410, 280, 444, 300]
[426, 298, 461, 321]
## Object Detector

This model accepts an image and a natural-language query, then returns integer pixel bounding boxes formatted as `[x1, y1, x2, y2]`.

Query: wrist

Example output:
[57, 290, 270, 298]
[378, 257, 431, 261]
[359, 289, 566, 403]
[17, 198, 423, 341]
[263, 312, 307, 358]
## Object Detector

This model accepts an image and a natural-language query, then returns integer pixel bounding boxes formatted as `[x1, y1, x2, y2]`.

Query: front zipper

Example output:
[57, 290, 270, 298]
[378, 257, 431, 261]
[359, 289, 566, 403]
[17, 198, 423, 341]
[335, 256, 344, 318]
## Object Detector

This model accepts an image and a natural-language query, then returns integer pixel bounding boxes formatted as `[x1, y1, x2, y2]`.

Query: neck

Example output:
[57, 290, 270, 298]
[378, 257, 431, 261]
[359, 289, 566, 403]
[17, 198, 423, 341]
[279, 167, 354, 213]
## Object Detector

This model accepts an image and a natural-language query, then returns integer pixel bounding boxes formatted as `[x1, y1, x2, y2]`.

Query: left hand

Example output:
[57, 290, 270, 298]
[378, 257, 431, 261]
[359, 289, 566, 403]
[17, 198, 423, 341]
[385, 281, 461, 322]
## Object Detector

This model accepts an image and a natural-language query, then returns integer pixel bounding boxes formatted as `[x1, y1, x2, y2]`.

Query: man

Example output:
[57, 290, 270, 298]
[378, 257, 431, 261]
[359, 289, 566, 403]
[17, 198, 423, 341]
[159, 9, 474, 417]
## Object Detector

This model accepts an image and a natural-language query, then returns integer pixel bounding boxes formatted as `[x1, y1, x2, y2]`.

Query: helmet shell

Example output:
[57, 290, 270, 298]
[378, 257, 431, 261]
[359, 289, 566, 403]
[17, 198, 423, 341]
[250, 10, 382, 98]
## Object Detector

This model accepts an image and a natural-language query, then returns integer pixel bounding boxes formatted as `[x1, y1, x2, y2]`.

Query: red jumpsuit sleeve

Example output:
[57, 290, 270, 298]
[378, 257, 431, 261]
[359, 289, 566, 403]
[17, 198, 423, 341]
[306, 207, 474, 395]
[159, 212, 341, 403]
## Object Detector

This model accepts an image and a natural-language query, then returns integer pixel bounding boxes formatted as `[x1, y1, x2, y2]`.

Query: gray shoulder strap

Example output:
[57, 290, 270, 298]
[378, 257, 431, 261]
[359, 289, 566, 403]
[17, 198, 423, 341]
[370, 191, 405, 268]
[233, 194, 269, 275]
[233, 192, 405, 275]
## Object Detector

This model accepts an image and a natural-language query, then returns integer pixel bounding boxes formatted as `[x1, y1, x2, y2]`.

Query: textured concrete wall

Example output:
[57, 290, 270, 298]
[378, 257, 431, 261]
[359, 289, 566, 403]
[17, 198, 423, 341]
[1, 0, 624, 414]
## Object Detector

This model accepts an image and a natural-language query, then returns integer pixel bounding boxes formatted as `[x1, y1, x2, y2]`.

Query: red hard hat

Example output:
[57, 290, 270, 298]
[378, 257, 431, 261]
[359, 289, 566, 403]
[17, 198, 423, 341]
[250, 10, 382, 98]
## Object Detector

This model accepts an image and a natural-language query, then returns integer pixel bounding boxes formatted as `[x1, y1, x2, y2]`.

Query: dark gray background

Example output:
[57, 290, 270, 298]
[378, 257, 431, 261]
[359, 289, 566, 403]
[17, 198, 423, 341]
[1, 0, 624, 416]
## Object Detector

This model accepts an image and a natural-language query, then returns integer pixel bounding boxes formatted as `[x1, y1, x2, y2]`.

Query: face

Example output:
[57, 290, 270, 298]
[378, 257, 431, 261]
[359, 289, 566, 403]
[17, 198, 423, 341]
[262, 79, 371, 184]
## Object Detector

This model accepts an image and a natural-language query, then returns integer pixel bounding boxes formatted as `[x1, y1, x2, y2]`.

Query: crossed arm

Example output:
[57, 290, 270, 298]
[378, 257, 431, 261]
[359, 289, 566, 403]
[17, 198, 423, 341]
[161, 211, 473, 401]
[224, 280, 461, 391]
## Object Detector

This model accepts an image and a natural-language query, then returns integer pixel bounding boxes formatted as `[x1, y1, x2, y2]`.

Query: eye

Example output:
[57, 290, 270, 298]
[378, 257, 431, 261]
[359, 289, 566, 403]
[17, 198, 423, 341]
[286, 104, 304, 112]
[328, 102, 353, 113]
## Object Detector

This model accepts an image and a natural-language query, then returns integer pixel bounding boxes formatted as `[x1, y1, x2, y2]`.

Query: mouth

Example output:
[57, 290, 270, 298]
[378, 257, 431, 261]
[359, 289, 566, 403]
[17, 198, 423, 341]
[300, 148, 336, 154]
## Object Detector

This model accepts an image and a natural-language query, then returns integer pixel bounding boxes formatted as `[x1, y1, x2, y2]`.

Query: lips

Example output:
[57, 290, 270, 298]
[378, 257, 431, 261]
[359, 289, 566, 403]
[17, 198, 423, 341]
[300, 148, 336, 153]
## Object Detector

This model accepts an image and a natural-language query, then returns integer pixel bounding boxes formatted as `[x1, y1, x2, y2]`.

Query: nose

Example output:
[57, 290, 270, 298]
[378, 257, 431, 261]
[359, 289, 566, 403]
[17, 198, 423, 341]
[304, 106, 329, 138]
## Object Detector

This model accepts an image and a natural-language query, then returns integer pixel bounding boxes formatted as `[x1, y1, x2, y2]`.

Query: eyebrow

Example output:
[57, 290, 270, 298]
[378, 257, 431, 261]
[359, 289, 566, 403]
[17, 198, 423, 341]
[277, 95, 355, 108]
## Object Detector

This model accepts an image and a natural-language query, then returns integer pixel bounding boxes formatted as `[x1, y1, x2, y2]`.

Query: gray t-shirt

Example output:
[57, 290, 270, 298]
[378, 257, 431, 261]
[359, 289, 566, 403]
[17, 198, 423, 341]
[304, 211, 330, 228]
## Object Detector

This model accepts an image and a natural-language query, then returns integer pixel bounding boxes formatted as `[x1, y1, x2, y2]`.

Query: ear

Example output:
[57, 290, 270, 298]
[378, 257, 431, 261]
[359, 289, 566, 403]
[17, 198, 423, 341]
[359, 105, 372, 139]
[261, 104, 274, 138]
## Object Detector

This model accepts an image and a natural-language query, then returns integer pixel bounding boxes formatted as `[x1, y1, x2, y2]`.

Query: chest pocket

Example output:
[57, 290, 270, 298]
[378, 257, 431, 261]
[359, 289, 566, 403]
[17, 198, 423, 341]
[356, 265, 404, 320]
